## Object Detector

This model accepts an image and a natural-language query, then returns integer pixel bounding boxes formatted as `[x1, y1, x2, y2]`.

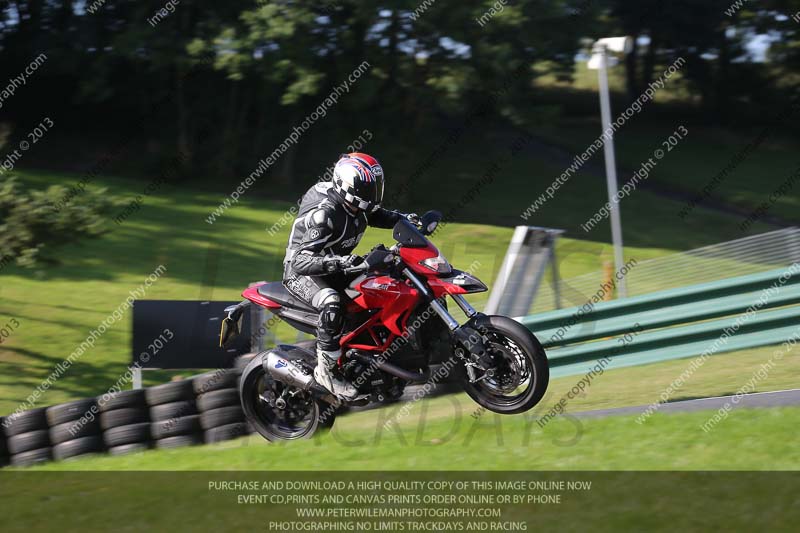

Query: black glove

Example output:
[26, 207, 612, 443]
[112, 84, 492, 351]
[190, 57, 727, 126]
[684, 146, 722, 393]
[405, 212, 421, 226]
[322, 255, 360, 274]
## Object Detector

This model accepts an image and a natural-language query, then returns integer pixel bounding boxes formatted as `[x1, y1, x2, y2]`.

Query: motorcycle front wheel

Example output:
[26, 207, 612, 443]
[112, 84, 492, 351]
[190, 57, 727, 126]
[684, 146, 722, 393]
[457, 315, 549, 415]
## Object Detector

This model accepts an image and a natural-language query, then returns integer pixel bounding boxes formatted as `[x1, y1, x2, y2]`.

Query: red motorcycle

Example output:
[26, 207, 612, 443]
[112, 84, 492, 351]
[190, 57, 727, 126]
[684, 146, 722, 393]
[221, 211, 548, 441]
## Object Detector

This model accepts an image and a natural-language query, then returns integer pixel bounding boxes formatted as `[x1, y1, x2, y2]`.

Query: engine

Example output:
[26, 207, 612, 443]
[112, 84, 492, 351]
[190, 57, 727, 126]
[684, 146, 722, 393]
[340, 355, 406, 403]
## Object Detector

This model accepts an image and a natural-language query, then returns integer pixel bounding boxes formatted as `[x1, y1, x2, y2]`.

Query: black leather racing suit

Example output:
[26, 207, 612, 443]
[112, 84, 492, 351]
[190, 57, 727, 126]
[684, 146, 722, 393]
[282, 181, 403, 352]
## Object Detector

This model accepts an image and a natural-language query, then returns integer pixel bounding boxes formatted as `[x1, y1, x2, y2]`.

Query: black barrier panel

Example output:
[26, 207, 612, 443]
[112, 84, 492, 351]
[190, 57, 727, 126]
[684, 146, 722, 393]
[1, 471, 798, 531]
[132, 300, 250, 369]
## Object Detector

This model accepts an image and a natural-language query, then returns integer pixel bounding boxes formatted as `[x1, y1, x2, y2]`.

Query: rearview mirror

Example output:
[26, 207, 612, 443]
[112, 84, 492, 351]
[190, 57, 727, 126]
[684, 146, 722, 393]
[420, 210, 443, 236]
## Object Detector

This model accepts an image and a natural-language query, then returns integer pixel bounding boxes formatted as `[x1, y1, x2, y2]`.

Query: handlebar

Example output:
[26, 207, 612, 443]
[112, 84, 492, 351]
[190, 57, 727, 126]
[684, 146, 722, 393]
[343, 263, 369, 275]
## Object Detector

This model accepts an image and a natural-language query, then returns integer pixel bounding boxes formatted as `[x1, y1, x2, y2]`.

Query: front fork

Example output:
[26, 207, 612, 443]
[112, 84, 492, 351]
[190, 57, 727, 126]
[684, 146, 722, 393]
[402, 268, 491, 382]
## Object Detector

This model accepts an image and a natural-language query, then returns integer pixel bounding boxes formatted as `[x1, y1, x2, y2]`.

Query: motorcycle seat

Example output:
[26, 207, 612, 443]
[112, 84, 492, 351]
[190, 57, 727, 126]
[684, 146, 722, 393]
[257, 282, 318, 313]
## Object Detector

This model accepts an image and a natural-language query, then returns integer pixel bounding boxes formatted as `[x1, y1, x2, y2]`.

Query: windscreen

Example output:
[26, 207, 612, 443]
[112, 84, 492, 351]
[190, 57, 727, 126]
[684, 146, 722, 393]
[392, 218, 429, 247]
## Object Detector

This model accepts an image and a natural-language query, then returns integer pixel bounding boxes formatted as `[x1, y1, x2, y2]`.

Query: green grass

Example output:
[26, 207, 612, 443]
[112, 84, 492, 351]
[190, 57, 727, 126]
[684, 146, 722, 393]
[530, 60, 799, 225]
[19, 406, 800, 472]
[19, 342, 800, 471]
[530, 117, 800, 225]
[1, 143, 797, 471]
[0, 160, 752, 416]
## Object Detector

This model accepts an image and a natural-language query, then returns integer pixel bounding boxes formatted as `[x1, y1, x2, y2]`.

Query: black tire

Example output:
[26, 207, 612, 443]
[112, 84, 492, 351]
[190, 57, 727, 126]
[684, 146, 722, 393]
[200, 406, 245, 430]
[3, 408, 48, 437]
[239, 354, 323, 442]
[234, 354, 256, 372]
[98, 389, 146, 412]
[149, 401, 197, 421]
[317, 402, 339, 430]
[458, 315, 549, 415]
[104, 423, 151, 448]
[53, 435, 105, 461]
[100, 408, 149, 430]
[151, 415, 201, 439]
[154, 434, 203, 449]
[10, 447, 52, 467]
[8, 430, 51, 455]
[204, 422, 251, 444]
[46, 399, 97, 426]
[108, 443, 150, 456]
[0, 455, 8, 468]
[50, 420, 100, 445]
[192, 370, 239, 395]
[0, 417, 7, 456]
[145, 380, 195, 406]
[197, 388, 240, 412]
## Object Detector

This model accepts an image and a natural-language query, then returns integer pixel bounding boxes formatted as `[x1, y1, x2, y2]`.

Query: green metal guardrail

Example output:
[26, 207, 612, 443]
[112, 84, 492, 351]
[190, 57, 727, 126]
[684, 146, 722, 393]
[517, 266, 800, 378]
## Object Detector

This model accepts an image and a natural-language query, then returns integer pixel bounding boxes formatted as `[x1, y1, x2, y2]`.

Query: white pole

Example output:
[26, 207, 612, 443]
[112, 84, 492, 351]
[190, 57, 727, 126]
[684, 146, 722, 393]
[597, 45, 627, 298]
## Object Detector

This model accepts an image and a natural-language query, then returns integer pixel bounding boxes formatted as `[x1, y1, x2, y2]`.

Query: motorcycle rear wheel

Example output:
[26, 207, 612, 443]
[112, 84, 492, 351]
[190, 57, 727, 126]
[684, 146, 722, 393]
[458, 315, 549, 415]
[239, 354, 333, 441]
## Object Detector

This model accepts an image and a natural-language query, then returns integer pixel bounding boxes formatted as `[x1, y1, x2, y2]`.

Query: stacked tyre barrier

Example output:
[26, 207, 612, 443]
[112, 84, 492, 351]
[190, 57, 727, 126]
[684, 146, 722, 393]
[194, 370, 250, 444]
[148, 380, 204, 449]
[4, 408, 51, 466]
[101, 389, 151, 456]
[47, 399, 105, 461]
[0, 366, 251, 468]
[0, 417, 8, 467]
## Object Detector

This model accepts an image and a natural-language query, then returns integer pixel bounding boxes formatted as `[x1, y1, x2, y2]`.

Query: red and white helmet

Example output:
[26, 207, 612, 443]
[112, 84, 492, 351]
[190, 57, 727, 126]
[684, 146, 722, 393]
[332, 152, 385, 212]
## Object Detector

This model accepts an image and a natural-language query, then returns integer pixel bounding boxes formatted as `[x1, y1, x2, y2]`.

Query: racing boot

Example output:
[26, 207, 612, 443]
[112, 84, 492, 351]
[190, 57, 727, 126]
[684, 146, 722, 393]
[313, 347, 358, 400]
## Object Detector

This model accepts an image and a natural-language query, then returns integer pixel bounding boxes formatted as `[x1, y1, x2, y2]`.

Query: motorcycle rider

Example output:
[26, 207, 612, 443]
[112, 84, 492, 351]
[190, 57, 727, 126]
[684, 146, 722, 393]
[283, 153, 418, 399]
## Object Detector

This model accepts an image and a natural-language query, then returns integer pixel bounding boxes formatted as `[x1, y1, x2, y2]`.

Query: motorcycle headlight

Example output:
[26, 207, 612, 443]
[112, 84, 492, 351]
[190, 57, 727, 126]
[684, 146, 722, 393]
[420, 255, 452, 274]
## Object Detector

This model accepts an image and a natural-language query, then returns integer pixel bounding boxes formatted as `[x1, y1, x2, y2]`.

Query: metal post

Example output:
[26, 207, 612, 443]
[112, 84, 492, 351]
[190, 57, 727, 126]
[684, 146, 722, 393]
[597, 45, 627, 298]
[549, 245, 561, 309]
[132, 366, 143, 389]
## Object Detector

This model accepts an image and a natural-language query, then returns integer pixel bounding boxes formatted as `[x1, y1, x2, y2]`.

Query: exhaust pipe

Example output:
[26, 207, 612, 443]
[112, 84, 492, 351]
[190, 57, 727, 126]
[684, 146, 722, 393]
[264, 350, 314, 390]
[263, 350, 334, 400]
[353, 353, 430, 382]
